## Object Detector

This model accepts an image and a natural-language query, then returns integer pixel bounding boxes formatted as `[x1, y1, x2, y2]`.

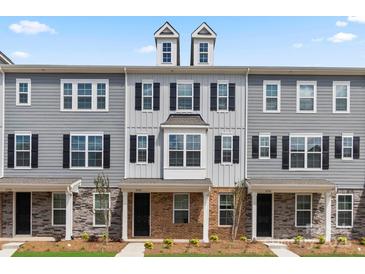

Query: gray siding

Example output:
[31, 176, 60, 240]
[248, 75, 365, 188]
[126, 73, 246, 187]
[4, 73, 125, 186]
[0, 72, 3, 177]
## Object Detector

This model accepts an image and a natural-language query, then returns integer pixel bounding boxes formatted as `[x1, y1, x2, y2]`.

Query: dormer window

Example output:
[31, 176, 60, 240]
[162, 42, 172, 63]
[191, 22, 216, 66]
[154, 22, 180, 66]
[199, 43, 208, 63]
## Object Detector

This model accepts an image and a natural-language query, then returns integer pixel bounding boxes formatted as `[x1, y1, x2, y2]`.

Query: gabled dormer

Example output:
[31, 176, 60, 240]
[190, 22, 216, 66]
[154, 22, 180, 66]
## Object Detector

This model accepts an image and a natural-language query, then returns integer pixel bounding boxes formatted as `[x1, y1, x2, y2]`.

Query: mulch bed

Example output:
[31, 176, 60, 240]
[288, 241, 365, 256]
[145, 240, 275, 256]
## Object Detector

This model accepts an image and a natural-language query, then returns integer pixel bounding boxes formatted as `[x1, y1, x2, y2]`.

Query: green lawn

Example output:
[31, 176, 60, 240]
[301, 254, 365, 257]
[145, 253, 275, 257]
[12, 251, 117, 257]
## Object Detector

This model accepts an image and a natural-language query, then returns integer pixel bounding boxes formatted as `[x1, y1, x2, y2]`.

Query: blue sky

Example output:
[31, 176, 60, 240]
[1, 16, 365, 67]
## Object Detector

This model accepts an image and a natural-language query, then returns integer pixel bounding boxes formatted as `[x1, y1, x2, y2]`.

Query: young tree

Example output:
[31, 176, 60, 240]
[94, 173, 111, 244]
[231, 179, 246, 240]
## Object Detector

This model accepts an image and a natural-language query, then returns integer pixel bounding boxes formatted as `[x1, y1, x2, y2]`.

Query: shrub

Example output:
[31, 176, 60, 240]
[101, 232, 108, 241]
[54, 235, 62, 242]
[318, 235, 325, 245]
[294, 235, 304, 245]
[163, 238, 174, 249]
[360, 237, 365, 245]
[88, 234, 99, 242]
[81, 232, 90, 241]
[240, 235, 248, 242]
[144, 241, 154, 250]
[337, 236, 348, 245]
[189, 238, 200, 247]
[210, 234, 219, 243]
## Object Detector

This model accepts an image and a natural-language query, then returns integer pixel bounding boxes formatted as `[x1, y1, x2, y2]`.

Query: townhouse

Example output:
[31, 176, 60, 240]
[0, 22, 364, 242]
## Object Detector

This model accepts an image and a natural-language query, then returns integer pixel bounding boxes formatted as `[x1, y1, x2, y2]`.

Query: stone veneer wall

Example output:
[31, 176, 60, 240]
[0, 192, 13, 237]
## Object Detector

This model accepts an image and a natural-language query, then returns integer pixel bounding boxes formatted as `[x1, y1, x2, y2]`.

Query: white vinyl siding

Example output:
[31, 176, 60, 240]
[296, 81, 317, 113]
[16, 79, 31, 106]
[333, 81, 350, 113]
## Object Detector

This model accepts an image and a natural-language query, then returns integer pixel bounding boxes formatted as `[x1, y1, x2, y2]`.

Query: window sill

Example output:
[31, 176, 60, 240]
[217, 110, 229, 113]
[60, 109, 109, 112]
[296, 111, 317, 114]
[69, 167, 104, 170]
[341, 158, 353, 161]
[295, 225, 313, 228]
[333, 111, 350, 114]
[289, 168, 323, 171]
[258, 157, 271, 160]
[16, 104, 31, 107]
[336, 226, 353, 229]
[136, 162, 148, 165]
[263, 110, 280, 113]
[14, 166, 32, 170]
[218, 225, 233, 228]
[141, 110, 154, 113]
[52, 224, 66, 227]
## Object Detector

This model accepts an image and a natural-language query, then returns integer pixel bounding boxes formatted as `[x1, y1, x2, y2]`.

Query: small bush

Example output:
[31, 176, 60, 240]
[337, 236, 348, 245]
[81, 232, 90, 241]
[163, 238, 174, 249]
[318, 235, 325, 245]
[88, 234, 99, 242]
[144, 241, 154, 250]
[54, 235, 62, 242]
[294, 235, 304, 245]
[360, 237, 365, 245]
[101, 232, 108, 241]
[210, 234, 219, 243]
[240, 235, 248, 242]
[189, 238, 200, 247]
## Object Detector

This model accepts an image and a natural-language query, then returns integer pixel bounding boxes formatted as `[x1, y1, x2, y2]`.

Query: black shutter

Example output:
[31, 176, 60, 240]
[252, 136, 259, 159]
[193, 83, 200, 111]
[31, 134, 38, 168]
[322, 136, 329, 170]
[210, 83, 217, 111]
[282, 136, 289, 169]
[130, 135, 137, 163]
[148, 135, 155, 163]
[229, 83, 236, 111]
[103, 135, 110, 168]
[354, 137, 360, 159]
[335, 136, 342, 159]
[135, 83, 142, 111]
[270, 136, 277, 159]
[7, 134, 14, 168]
[63, 134, 70, 168]
[153, 83, 160, 111]
[233, 136, 240, 164]
[214, 136, 221, 163]
[170, 83, 176, 111]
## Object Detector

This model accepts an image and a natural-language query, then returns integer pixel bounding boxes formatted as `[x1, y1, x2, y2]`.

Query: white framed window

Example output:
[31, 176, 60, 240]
[168, 134, 201, 167]
[162, 42, 172, 63]
[60, 79, 109, 111]
[342, 134, 353, 160]
[15, 132, 31, 169]
[177, 81, 194, 111]
[93, 193, 111, 227]
[295, 194, 312, 227]
[16, 79, 31, 106]
[263, 80, 280, 112]
[52, 193, 66, 226]
[70, 133, 103, 169]
[222, 135, 233, 164]
[217, 81, 229, 111]
[218, 193, 234, 226]
[333, 81, 350, 113]
[259, 134, 270, 159]
[337, 194, 353, 228]
[290, 134, 322, 170]
[199, 42, 208, 63]
[296, 81, 317, 113]
[173, 193, 189, 224]
[142, 81, 153, 111]
[137, 135, 148, 163]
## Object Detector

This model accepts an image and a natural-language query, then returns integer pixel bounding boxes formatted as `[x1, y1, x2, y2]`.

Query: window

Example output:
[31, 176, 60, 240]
[259, 135, 270, 159]
[342, 135, 353, 160]
[263, 80, 280, 112]
[16, 79, 31, 106]
[337, 194, 353, 228]
[295, 194, 312, 227]
[61, 79, 109, 111]
[199, 42, 208, 63]
[177, 83, 193, 110]
[333, 81, 350, 113]
[137, 135, 148, 163]
[142, 82, 153, 110]
[217, 82, 228, 111]
[162, 42, 172, 63]
[169, 134, 201, 167]
[52, 193, 66, 226]
[93, 193, 110, 227]
[222, 135, 233, 163]
[219, 194, 234, 226]
[297, 81, 317, 112]
[290, 135, 322, 169]
[173, 193, 189, 223]
[71, 134, 103, 168]
[15, 133, 31, 168]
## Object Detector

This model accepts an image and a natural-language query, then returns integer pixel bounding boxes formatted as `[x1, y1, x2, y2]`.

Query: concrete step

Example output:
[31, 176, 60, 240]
[2, 242, 23, 249]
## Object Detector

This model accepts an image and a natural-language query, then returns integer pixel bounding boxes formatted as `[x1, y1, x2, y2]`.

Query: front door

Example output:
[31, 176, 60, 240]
[257, 194, 272, 237]
[16, 192, 31, 235]
[133, 193, 150, 237]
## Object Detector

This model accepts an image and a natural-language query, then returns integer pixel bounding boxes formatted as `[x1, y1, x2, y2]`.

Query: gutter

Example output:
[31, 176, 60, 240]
[124, 67, 128, 179]
[0, 67, 4, 179]
[244, 68, 249, 181]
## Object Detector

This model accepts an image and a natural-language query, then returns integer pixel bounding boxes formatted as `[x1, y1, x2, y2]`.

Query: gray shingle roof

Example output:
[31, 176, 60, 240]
[161, 114, 209, 127]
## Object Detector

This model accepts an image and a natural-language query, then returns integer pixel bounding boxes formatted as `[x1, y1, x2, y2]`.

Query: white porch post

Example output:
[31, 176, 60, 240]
[203, 192, 210, 243]
[251, 192, 257, 240]
[122, 191, 128, 241]
[65, 191, 73, 240]
[325, 191, 332, 243]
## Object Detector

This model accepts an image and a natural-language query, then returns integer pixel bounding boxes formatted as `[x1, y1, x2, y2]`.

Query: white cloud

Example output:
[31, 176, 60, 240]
[9, 20, 56, 35]
[348, 16, 365, 24]
[312, 37, 324, 42]
[12, 51, 30, 58]
[292, 43, 303, 49]
[336, 21, 348, 27]
[136, 45, 155, 54]
[328, 32, 357, 43]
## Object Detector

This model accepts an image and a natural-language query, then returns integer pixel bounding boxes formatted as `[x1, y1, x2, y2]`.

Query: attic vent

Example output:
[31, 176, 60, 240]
[198, 27, 211, 35]
[161, 27, 174, 35]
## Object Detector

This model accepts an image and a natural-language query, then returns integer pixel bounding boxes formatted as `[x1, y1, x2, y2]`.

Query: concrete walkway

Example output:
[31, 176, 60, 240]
[116, 243, 145, 257]
[265, 242, 299, 257]
[0, 242, 23, 257]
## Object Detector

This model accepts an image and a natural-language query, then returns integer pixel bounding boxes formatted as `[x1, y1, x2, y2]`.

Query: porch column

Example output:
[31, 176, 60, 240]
[251, 192, 257, 240]
[122, 191, 128, 241]
[65, 192, 73, 240]
[325, 191, 332, 243]
[203, 192, 210, 243]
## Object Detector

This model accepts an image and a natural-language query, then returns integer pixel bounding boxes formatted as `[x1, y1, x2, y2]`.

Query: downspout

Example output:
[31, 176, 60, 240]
[244, 68, 250, 180]
[0, 66, 4, 179]
[123, 67, 128, 179]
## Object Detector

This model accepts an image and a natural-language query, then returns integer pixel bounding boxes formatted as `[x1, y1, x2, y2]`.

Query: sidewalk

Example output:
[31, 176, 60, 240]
[265, 242, 299, 257]
[0, 242, 23, 257]
[116, 243, 145, 257]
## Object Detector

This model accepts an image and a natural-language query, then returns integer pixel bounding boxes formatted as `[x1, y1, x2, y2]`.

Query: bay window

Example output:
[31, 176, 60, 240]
[169, 134, 201, 167]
